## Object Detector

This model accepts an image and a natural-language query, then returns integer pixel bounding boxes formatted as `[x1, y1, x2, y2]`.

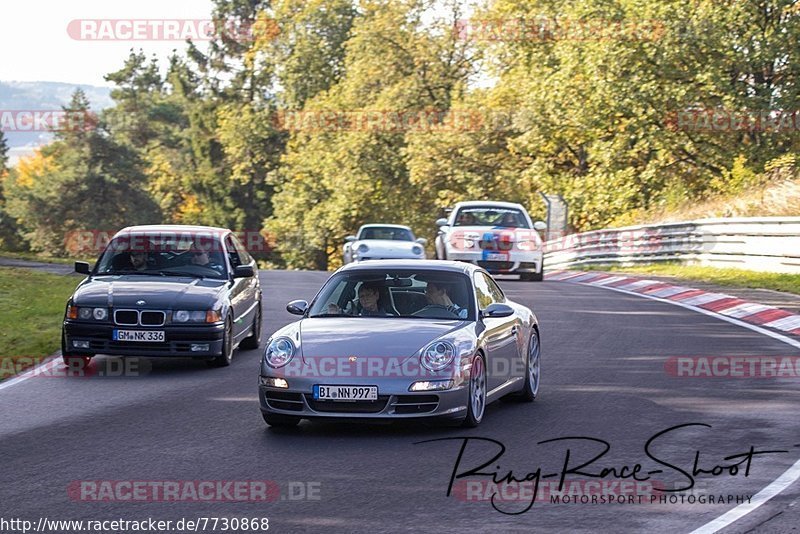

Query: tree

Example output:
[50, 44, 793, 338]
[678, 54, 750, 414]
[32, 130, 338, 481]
[268, 0, 475, 269]
[4, 90, 161, 254]
[0, 131, 25, 250]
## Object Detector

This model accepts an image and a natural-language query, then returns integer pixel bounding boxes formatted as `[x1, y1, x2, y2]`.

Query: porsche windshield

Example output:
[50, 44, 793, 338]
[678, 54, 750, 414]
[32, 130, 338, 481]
[453, 207, 529, 228]
[359, 227, 414, 241]
[309, 270, 475, 320]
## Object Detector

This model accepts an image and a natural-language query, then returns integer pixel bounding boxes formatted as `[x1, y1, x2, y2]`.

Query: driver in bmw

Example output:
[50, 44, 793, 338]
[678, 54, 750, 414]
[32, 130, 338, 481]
[189, 242, 225, 275]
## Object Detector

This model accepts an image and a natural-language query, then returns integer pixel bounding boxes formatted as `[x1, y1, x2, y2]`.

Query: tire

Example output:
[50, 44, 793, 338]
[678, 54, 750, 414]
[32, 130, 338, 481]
[262, 412, 301, 428]
[61, 330, 91, 368]
[208, 317, 234, 367]
[516, 330, 541, 401]
[462, 354, 487, 427]
[239, 303, 262, 350]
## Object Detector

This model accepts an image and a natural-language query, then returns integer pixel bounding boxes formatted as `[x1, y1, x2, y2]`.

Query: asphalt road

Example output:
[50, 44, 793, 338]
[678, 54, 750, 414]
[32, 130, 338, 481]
[2, 270, 800, 533]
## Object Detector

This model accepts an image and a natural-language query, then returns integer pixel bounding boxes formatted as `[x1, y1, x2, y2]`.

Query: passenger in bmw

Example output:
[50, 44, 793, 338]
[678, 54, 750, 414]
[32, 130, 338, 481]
[110, 249, 151, 272]
[129, 250, 150, 271]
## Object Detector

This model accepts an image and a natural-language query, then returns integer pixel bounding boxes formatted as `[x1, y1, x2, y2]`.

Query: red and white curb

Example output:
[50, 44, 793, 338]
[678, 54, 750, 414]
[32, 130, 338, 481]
[546, 270, 800, 338]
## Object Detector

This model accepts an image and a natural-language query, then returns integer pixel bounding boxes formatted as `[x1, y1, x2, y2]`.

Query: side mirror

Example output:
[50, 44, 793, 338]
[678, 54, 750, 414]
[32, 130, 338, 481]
[415, 237, 428, 245]
[435, 218, 448, 227]
[480, 303, 514, 319]
[74, 261, 91, 275]
[345, 235, 357, 243]
[286, 299, 308, 316]
[233, 265, 255, 278]
[533, 221, 547, 231]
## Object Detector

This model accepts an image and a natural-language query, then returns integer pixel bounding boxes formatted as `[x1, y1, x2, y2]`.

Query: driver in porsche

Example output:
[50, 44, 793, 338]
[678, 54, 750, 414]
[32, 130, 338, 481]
[424, 280, 468, 319]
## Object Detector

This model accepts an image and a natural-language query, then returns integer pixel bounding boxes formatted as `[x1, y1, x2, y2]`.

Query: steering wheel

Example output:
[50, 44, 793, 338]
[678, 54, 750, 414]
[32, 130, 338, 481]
[411, 304, 459, 318]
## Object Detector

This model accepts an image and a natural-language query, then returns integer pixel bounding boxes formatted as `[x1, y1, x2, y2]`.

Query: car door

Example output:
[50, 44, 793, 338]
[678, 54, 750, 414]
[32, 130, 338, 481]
[224, 234, 258, 342]
[474, 271, 518, 391]
[484, 273, 525, 380]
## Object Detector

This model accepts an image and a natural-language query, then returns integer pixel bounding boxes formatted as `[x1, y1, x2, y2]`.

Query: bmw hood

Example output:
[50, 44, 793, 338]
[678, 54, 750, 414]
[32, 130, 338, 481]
[298, 318, 465, 362]
[72, 275, 227, 309]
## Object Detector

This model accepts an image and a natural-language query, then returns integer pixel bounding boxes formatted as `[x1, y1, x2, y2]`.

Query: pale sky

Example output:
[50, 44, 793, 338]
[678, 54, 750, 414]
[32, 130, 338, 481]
[1, 0, 215, 87]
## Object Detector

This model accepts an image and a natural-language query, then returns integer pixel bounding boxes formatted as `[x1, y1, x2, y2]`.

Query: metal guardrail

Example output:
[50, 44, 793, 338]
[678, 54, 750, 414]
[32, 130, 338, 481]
[542, 217, 800, 274]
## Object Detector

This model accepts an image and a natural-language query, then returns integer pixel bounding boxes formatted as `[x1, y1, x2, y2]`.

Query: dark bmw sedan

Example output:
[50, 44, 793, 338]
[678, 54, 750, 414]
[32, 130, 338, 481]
[62, 225, 262, 367]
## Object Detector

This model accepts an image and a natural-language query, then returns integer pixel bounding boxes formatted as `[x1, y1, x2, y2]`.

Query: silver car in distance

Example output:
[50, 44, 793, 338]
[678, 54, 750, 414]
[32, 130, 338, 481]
[258, 260, 541, 427]
[342, 224, 427, 264]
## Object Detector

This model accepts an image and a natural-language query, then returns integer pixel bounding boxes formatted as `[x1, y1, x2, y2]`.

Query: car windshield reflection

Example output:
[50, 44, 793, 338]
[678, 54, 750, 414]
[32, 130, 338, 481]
[94, 233, 228, 279]
[308, 270, 474, 320]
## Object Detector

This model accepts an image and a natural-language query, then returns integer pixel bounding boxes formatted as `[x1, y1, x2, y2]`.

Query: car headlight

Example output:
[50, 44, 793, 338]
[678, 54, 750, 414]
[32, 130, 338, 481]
[77, 307, 108, 321]
[173, 310, 212, 323]
[412, 245, 423, 255]
[357, 244, 369, 253]
[420, 340, 456, 371]
[265, 336, 296, 368]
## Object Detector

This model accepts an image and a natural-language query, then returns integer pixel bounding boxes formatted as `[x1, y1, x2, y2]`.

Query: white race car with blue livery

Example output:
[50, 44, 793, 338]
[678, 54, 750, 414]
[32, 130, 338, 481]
[434, 201, 546, 281]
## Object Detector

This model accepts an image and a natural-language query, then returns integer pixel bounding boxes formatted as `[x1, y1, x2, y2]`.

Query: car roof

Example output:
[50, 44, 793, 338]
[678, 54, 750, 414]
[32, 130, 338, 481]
[338, 259, 476, 274]
[358, 223, 412, 230]
[452, 200, 527, 211]
[114, 225, 229, 237]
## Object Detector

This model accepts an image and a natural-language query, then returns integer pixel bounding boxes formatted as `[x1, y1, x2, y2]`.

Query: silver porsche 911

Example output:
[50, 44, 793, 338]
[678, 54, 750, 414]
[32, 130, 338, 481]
[258, 260, 541, 427]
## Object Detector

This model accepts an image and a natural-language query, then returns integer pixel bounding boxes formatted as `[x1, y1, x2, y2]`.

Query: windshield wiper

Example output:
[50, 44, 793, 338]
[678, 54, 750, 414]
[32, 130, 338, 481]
[159, 270, 206, 279]
[102, 270, 160, 276]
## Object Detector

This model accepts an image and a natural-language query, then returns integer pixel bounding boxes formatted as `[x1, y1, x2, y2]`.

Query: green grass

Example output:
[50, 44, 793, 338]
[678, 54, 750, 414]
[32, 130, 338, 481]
[584, 263, 800, 295]
[0, 267, 80, 379]
[0, 250, 88, 265]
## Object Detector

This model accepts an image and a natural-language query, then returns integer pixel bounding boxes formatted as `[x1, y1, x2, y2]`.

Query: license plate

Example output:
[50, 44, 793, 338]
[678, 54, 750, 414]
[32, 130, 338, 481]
[313, 385, 378, 401]
[486, 252, 508, 261]
[113, 330, 165, 342]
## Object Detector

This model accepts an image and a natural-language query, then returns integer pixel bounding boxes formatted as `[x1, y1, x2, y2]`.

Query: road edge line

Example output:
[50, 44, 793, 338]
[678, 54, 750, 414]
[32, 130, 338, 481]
[560, 279, 800, 533]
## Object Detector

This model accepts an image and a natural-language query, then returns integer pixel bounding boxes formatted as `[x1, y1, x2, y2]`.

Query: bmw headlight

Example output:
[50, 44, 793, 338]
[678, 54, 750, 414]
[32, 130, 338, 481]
[265, 336, 296, 368]
[420, 340, 456, 371]
[77, 307, 108, 321]
[357, 243, 369, 253]
[412, 245, 423, 256]
[173, 310, 211, 323]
